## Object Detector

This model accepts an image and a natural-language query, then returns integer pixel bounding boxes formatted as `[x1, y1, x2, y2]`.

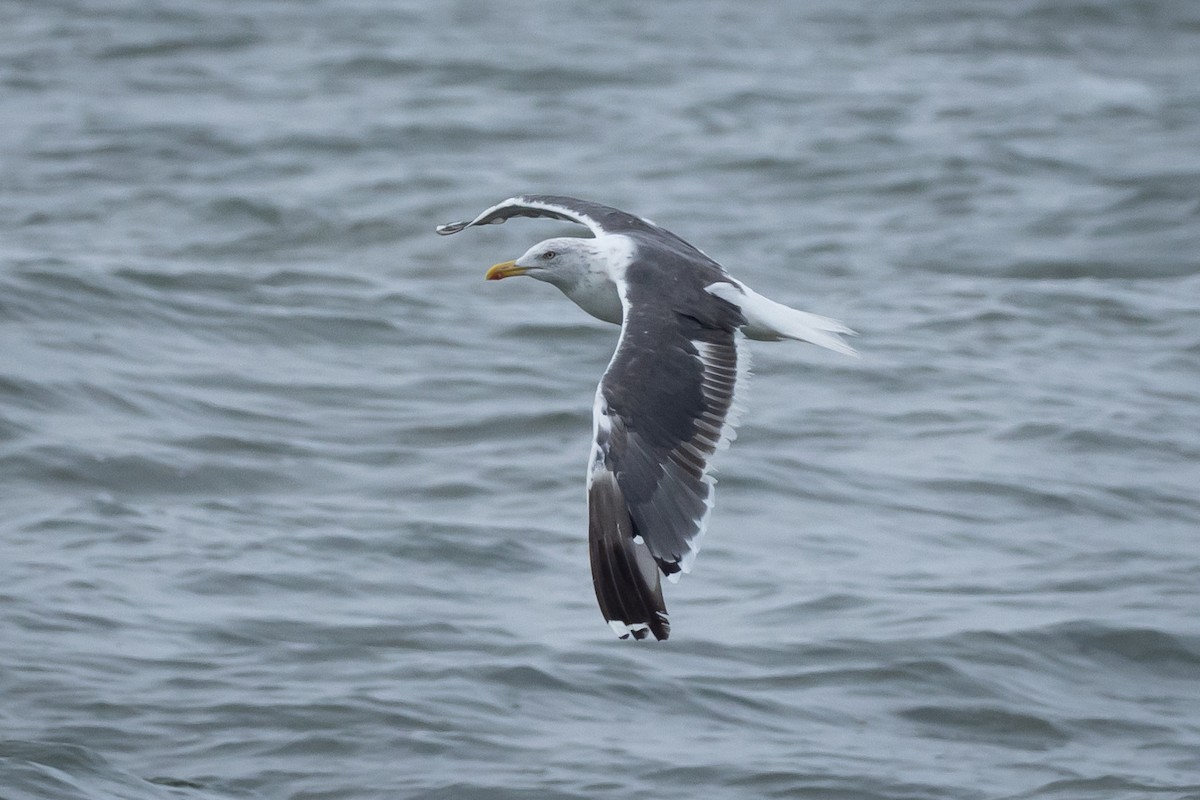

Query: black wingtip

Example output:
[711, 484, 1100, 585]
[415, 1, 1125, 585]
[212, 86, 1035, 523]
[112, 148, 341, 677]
[435, 221, 466, 235]
[436, 216, 510, 236]
[588, 472, 671, 642]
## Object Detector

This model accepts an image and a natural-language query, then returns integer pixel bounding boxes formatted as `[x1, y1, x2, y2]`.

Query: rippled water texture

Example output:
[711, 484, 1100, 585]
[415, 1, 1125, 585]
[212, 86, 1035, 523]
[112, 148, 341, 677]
[3, 1, 1200, 798]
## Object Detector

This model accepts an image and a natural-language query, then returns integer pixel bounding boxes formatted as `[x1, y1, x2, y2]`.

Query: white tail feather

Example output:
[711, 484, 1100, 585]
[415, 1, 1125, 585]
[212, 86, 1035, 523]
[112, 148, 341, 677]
[706, 281, 859, 357]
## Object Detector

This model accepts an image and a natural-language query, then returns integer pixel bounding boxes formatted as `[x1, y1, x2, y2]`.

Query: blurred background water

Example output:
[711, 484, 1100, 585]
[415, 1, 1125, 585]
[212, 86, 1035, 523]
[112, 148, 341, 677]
[3, 1, 1200, 798]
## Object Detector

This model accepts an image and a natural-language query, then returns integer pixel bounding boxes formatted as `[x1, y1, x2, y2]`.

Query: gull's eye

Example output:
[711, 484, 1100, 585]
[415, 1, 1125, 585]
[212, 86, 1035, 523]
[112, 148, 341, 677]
[542, 250, 556, 260]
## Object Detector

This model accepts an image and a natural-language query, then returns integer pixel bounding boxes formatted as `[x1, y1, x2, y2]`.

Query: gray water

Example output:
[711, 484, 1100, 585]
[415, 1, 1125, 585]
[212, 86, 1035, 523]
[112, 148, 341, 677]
[3, 1, 1200, 798]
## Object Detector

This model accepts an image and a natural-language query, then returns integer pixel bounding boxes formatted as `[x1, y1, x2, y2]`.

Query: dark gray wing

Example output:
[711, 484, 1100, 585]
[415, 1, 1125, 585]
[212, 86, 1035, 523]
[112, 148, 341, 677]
[587, 253, 748, 640]
[435, 195, 663, 238]
[588, 469, 670, 641]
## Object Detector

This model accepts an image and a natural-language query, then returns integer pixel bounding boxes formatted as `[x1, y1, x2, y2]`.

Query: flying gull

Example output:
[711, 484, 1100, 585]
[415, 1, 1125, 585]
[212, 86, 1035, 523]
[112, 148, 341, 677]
[437, 195, 856, 640]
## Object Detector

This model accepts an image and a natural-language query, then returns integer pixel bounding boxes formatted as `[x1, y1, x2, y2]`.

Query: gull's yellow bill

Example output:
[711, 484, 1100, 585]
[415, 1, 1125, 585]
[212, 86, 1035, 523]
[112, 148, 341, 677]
[485, 260, 526, 280]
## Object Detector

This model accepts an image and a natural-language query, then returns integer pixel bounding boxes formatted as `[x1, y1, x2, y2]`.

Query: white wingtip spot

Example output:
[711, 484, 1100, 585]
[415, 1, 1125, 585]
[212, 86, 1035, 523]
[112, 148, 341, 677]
[608, 619, 651, 638]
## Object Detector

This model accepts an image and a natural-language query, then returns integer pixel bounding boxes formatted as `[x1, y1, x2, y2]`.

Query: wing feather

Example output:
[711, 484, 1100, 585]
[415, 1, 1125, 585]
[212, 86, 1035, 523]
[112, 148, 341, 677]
[587, 256, 748, 638]
[436, 195, 658, 238]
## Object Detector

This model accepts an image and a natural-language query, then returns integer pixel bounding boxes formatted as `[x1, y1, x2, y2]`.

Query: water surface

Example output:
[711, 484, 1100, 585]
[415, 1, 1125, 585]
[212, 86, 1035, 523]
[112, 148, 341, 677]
[3, 2, 1200, 798]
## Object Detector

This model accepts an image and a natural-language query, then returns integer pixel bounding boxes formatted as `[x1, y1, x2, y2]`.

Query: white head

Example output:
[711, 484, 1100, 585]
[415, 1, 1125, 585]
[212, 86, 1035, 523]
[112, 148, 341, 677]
[484, 236, 626, 325]
[484, 237, 610, 291]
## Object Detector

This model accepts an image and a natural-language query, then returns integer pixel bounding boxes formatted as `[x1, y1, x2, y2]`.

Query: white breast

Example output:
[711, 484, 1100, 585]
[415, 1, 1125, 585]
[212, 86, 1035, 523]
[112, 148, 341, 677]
[564, 276, 623, 324]
[560, 233, 635, 326]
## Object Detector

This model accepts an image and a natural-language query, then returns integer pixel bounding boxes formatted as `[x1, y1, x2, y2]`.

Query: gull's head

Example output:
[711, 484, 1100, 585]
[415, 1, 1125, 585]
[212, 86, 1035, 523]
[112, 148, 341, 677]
[485, 237, 607, 291]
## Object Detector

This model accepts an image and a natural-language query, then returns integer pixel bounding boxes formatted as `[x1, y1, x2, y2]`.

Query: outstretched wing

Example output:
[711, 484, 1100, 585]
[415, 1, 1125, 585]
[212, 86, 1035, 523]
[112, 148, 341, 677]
[588, 256, 748, 640]
[436, 195, 661, 239]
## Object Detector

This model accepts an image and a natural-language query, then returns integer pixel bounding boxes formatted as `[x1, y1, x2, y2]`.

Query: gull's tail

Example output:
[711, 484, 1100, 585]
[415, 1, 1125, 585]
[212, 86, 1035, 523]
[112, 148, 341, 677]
[706, 281, 858, 356]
